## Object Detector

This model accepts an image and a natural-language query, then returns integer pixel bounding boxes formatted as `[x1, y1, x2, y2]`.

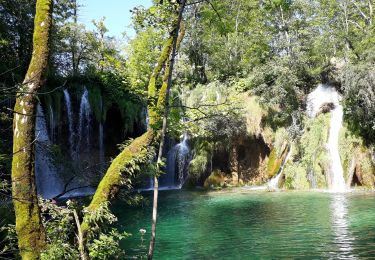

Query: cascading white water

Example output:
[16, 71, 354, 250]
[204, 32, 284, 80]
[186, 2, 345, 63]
[307, 84, 346, 192]
[267, 147, 292, 190]
[144, 106, 150, 130]
[35, 104, 64, 199]
[63, 89, 75, 158]
[77, 87, 91, 156]
[160, 133, 191, 189]
[328, 102, 346, 191]
[176, 133, 190, 187]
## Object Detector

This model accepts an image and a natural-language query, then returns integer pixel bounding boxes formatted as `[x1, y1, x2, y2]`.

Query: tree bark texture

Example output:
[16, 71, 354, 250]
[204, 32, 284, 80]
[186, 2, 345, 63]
[11, 0, 53, 259]
[148, 1, 186, 259]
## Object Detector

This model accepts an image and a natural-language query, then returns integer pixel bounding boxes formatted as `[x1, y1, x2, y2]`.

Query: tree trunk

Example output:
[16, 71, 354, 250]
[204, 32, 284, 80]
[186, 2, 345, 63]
[79, 6, 186, 257]
[11, 0, 52, 259]
[148, 2, 186, 259]
[73, 210, 87, 260]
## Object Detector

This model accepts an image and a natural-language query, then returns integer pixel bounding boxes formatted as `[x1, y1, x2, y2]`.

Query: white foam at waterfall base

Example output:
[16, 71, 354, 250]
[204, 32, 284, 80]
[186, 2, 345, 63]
[35, 104, 64, 199]
[307, 84, 346, 192]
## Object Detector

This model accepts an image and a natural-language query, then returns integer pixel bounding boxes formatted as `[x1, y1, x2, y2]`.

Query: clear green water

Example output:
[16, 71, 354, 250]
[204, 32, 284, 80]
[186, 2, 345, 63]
[113, 189, 375, 259]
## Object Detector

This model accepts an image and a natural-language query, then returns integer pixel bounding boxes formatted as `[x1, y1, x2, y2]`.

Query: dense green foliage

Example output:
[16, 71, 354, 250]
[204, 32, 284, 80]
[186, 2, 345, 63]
[1, 0, 375, 258]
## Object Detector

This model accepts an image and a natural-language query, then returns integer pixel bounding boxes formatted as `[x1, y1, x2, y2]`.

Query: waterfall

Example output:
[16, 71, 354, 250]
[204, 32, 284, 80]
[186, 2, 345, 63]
[307, 84, 346, 192]
[49, 105, 55, 142]
[267, 147, 292, 190]
[176, 133, 190, 186]
[63, 89, 74, 158]
[160, 133, 191, 189]
[143, 106, 149, 130]
[77, 87, 91, 156]
[35, 104, 64, 199]
[328, 102, 346, 192]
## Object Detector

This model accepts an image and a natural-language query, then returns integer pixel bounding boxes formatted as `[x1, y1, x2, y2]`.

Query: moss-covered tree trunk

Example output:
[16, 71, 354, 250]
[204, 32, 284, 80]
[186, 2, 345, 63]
[11, 0, 52, 259]
[79, 6, 186, 258]
[148, 2, 186, 258]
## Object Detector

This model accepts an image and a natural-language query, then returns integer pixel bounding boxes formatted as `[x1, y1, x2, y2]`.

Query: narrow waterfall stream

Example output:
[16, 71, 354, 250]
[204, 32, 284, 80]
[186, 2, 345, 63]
[267, 147, 292, 190]
[329, 102, 346, 192]
[77, 87, 91, 156]
[35, 104, 64, 199]
[307, 84, 346, 192]
[157, 134, 191, 189]
[63, 89, 74, 158]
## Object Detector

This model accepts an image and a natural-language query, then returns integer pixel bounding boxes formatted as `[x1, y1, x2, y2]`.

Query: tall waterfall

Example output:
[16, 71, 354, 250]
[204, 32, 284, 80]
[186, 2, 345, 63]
[63, 89, 74, 158]
[307, 84, 346, 192]
[35, 104, 64, 199]
[160, 134, 191, 189]
[328, 100, 345, 191]
[77, 88, 91, 156]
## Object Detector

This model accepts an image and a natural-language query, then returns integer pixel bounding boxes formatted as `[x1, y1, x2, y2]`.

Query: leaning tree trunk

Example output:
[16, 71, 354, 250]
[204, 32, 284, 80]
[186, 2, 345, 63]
[79, 13, 184, 260]
[11, 0, 52, 259]
[148, 1, 186, 259]
[79, 4, 186, 259]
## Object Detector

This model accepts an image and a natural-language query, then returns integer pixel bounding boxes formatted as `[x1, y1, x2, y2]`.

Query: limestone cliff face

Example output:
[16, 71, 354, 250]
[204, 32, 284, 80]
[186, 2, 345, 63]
[187, 92, 375, 190]
[188, 134, 271, 188]
[228, 135, 270, 185]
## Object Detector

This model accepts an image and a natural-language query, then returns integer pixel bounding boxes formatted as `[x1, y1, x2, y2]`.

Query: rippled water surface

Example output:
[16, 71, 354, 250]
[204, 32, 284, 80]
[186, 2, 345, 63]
[113, 190, 375, 259]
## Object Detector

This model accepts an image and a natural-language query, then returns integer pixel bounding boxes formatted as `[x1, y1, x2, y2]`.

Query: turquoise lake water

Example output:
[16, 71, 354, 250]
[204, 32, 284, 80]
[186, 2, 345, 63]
[113, 189, 375, 259]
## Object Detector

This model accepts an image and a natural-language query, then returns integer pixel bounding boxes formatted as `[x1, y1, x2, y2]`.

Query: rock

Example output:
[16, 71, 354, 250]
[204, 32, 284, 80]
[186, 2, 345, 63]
[317, 102, 335, 115]
[204, 170, 226, 189]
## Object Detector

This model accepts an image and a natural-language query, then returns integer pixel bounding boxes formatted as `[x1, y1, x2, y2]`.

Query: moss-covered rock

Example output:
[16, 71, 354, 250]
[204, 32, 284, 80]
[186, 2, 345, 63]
[283, 113, 330, 189]
[204, 170, 226, 189]
[283, 162, 310, 190]
[267, 148, 282, 178]
[267, 128, 289, 178]
[339, 126, 375, 189]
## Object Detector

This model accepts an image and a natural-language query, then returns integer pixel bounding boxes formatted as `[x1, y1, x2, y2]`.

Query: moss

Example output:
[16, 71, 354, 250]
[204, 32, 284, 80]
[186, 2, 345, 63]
[283, 162, 310, 190]
[88, 86, 103, 123]
[339, 126, 375, 188]
[267, 148, 282, 178]
[81, 18, 186, 253]
[189, 153, 208, 177]
[12, 97, 46, 259]
[281, 113, 331, 189]
[204, 170, 226, 189]
[81, 130, 155, 235]
[24, 0, 52, 84]
[11, 1, 52, 258]
[148, 37, 174, 127]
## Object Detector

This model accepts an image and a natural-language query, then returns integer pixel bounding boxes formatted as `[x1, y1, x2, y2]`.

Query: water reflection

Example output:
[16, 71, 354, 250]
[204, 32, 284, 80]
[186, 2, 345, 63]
[331, 194, 357, 259]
